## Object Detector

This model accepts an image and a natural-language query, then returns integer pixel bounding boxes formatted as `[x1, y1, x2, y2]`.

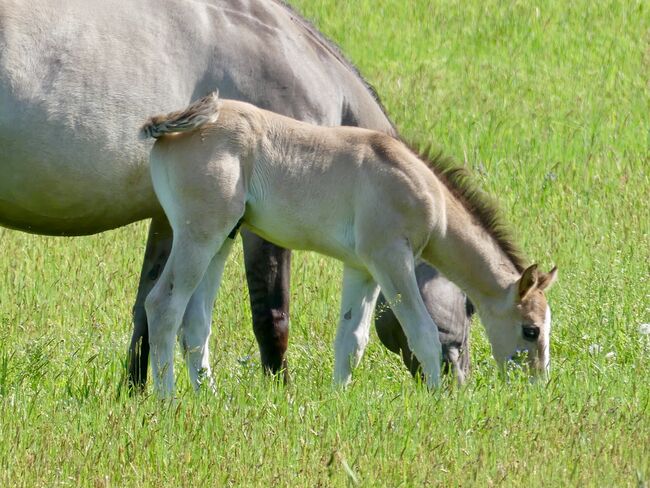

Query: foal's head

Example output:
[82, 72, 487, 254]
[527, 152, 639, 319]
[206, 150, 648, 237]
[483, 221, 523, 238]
[483, 264, 558, 376]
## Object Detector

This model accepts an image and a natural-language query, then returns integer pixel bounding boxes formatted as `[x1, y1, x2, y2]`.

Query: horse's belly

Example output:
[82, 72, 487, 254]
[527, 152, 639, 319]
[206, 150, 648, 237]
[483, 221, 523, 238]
[0, 137, 159, 235]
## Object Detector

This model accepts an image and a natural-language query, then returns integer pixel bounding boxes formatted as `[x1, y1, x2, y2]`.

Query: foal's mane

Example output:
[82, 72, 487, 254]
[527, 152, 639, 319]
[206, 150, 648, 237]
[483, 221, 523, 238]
[408, 144, 527, 273]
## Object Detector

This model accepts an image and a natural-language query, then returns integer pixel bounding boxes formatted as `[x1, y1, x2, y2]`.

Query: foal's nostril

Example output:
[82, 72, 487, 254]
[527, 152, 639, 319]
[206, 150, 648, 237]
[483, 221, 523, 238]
[508, 349, 528, 362]
[522, 326, 540, 341]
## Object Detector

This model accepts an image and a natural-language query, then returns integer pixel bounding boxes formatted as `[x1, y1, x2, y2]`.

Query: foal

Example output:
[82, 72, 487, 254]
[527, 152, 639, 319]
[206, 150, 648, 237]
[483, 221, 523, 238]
[141, 93, 557, 397]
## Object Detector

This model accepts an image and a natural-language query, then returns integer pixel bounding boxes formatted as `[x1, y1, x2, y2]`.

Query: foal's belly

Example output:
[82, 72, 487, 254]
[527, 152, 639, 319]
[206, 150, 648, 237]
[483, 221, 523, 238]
[243, 202, 361, 267]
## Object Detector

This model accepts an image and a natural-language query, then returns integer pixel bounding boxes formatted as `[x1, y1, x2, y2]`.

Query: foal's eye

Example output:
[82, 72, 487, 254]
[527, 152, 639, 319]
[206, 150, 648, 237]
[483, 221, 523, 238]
[522, 325, 540, 341]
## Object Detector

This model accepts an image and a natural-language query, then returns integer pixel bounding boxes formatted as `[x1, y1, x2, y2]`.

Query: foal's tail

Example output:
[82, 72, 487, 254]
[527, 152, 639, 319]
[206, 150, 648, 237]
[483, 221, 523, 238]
[140, 91, 222, 139]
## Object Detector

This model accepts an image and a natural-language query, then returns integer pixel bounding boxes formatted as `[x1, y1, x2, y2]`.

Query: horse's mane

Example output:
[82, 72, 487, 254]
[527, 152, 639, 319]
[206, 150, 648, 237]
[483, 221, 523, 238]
[408, 143, 527, 273]
[272, 0, 394, 129]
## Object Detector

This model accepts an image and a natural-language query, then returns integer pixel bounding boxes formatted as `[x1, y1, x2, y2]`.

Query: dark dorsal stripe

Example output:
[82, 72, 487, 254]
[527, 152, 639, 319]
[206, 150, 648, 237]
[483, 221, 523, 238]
[408, 144, 528, 273]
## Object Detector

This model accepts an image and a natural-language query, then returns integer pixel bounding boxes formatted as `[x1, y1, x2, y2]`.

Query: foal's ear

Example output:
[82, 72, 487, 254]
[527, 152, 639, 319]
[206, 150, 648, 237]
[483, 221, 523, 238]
[537, 266, 558, 291]
[518, 264, 539, 301]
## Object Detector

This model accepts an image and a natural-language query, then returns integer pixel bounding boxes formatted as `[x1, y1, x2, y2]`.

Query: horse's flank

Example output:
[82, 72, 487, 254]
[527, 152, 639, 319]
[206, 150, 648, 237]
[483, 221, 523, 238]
[0, 0, 396, 236]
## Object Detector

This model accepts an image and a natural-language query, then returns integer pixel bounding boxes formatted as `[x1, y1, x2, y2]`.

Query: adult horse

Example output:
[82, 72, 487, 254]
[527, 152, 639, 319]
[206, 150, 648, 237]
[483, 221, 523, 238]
[0, 0, 470, 386]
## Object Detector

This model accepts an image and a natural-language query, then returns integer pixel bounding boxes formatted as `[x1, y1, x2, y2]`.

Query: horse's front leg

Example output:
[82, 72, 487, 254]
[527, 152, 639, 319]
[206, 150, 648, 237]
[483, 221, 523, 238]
[127, 216, 173, 392]
[241, 230, 291, 381]
[374, 263, 474, 385]
[333, 266, 380, 387]
[178, 237, 234, 390]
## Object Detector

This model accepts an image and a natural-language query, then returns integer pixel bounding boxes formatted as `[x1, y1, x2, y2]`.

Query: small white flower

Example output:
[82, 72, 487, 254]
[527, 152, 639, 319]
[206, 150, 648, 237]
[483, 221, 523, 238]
[588, 343, 602, 354]
[639, 323, 650, 335]
[605, 351, 616, 360]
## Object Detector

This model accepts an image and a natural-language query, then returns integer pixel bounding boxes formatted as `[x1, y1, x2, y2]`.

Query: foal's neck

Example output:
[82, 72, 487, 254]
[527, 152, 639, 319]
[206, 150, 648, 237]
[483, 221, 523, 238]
[423, 189, 521, 310]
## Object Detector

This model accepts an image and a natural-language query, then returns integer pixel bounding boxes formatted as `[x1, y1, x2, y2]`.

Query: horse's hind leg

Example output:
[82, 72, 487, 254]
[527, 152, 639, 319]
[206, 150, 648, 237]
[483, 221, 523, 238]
[333, 266, 380, 387]
[127, 216, 173, 392]
[364, 245, 442, 388]
[178, 237, 234, 390]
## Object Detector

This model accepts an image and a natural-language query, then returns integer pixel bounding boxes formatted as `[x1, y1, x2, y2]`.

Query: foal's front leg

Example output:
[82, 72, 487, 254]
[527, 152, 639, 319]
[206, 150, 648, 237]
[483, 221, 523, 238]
[178, 238, 234, 391]
[365, 245, 443, 388]
[333, 266, 380, 387]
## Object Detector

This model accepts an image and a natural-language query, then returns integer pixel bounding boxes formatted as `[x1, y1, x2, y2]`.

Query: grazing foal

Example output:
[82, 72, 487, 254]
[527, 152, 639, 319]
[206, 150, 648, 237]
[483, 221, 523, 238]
[141, 93, 557, 397]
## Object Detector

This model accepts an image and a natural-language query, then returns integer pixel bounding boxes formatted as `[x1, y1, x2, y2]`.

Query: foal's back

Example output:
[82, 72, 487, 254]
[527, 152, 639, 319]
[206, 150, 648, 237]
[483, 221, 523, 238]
[155, 99, 444, 266]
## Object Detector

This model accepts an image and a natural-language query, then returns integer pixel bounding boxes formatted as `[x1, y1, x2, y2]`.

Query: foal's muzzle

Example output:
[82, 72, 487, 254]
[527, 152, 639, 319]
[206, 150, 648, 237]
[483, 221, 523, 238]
[506, 347, 547, 378]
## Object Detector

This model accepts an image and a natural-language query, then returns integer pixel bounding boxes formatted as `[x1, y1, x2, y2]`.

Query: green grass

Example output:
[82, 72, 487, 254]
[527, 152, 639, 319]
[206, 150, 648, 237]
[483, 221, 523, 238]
[1, 0, 649, 485]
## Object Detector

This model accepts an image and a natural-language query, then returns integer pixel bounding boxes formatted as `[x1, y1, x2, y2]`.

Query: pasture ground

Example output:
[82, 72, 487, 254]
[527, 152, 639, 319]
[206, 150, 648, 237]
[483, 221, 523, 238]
[1, 0, 648, 486]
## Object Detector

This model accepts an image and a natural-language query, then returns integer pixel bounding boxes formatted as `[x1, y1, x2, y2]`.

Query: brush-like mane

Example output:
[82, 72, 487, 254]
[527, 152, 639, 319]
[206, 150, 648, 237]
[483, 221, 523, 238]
[408, 143, 527, 273]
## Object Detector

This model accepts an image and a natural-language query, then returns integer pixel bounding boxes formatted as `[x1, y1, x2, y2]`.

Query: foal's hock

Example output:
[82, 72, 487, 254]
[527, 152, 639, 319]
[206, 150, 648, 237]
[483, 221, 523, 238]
[141, 93, 557, 397]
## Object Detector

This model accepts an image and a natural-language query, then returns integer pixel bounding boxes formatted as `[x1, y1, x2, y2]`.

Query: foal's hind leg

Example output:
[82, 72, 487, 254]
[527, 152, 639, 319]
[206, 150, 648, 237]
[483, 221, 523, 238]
[364, 245, 443, 388]
[333, 266, 380, 387]
[127, 216, 173, 391]
[178, 238, 234, 390]
[144, 235, 221, 397]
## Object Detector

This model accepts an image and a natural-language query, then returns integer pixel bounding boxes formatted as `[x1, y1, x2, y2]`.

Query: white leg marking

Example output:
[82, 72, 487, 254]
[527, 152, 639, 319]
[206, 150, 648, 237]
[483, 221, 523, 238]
[333, 267, 380, 387]
[447, 347, 466, 386]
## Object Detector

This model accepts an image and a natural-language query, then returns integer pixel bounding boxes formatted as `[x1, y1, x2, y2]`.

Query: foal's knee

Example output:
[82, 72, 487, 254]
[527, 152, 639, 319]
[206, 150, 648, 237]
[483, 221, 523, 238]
[407, 325, 442, 364]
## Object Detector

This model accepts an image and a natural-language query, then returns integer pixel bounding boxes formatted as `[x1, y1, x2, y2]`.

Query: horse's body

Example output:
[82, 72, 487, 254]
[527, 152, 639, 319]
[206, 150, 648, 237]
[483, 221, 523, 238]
[0, 0, 470, 385]
[141, 94, 557, 395]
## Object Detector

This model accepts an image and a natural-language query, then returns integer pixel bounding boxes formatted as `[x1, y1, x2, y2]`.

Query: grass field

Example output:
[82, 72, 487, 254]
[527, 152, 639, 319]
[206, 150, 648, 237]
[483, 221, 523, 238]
[1, 0, 649, 486]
